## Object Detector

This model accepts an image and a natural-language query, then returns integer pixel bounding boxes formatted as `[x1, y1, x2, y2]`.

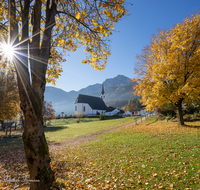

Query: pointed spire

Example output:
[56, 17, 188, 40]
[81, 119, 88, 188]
[100, 83, 105, 101]
[101, 83, 105, 95]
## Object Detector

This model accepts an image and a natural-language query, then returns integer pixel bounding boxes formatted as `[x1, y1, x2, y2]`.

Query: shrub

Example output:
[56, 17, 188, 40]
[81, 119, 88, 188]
[75, 111, 83, 123]
[165, 116, 171, 122]
[99, 113, 105, 120]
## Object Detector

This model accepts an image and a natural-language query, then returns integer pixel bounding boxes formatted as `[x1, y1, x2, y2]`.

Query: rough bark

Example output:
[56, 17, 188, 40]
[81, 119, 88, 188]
[176, 98, 184, 126]
[15, 49, 55, 189]
[21, 86, 54, 190]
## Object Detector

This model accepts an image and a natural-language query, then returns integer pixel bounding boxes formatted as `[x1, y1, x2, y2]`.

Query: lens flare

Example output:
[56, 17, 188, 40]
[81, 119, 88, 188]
[0, 43, 14, 58]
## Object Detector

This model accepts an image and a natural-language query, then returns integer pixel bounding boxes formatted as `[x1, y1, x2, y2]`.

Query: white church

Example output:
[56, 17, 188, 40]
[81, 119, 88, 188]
[74, 84, 132, 116]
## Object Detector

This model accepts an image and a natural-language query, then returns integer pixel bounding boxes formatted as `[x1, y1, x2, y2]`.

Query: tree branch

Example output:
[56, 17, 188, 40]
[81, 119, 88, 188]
[56, 10, 98, 37]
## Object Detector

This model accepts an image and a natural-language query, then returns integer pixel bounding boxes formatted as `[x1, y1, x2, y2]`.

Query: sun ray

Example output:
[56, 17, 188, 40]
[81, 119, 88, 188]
[0, 21, 58, 89]
[14, 52, 45, 85]
[13, 56, 37, 117]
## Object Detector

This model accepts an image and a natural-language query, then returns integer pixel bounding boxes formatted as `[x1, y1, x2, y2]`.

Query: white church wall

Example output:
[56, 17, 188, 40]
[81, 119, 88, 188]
[74, 103, 92, 115]
[92, 109, 106, 115]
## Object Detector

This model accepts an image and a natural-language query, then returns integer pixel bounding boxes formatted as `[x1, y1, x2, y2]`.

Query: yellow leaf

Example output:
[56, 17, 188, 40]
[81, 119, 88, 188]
[75, 13, 80, 20]
[116, 4, 121, 13]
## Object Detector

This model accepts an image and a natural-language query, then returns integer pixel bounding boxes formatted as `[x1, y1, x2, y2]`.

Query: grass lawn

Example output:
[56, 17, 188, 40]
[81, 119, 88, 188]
[0, 117, 137, 148]
[45, 117, 138, 143]
[0, 116, 199, 189]
[51, 116, 200, 189]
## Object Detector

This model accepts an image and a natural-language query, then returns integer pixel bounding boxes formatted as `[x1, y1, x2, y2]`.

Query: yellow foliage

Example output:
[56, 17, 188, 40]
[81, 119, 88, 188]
[0, 66, 20, 121]
[133, 13, 200, 110]
[75, 13, 81, 20]
[0, 0, 127, 86]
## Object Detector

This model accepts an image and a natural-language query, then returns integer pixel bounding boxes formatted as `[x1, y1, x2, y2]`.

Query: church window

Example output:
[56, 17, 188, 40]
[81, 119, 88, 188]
[75, 106, 77, 111]
[83, 106, 85, 112]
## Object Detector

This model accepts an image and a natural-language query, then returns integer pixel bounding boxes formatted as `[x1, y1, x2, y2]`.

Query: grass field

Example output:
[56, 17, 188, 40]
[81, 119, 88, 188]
[51, 116, 200, 189]
[0, 116, 137, 148]
[45, 116, 138, 143]
[0, 116, 199, 189]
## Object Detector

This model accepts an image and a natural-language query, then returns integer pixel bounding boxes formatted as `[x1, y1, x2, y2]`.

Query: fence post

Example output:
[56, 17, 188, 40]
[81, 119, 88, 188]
[5, 124, 8, 138]
[9, 123, 12, 137]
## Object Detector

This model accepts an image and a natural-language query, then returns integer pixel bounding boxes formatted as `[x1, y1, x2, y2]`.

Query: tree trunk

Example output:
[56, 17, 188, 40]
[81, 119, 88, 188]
[176, 98, 184, 125]
[17, 71, 55, 189]
[22, 99, 54, 189]
[9, 0, 57, 188]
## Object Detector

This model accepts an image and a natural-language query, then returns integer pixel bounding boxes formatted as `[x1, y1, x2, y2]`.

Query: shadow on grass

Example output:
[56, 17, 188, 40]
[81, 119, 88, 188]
[104, 116, 124, 121]
[184, 118, 200, 122]
[79, 116, 123, 123]
[0, 136, 23, 148]
[47, 140, 62, 146]
[182, 124, 200, 129]
[44, 126, 69, 132]
[146, 118, 158, 126]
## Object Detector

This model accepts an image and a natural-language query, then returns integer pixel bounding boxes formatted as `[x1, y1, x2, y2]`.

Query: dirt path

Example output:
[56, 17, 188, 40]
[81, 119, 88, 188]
[50, 116, 149, 150]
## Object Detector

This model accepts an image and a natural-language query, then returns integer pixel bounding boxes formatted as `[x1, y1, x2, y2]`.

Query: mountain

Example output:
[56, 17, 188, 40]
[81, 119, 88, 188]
[44, 75, 137, 115]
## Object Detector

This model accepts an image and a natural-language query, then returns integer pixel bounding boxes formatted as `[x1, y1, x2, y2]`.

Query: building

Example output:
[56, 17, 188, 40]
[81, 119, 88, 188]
[74, 83, 131, 116]
[132, 106, 147, 116]
[74, 94, 108, 115]
[104, 106, 119, 116]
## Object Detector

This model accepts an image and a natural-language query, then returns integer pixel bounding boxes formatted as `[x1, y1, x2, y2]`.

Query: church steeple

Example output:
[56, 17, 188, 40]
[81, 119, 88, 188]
[100, 83, 105, 101]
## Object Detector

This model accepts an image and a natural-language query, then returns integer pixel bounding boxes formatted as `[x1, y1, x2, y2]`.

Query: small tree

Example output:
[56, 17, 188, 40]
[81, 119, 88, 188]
[99, 113, 105, 120]
[75, 111, 83, 123]
[43, 101, 56, 125]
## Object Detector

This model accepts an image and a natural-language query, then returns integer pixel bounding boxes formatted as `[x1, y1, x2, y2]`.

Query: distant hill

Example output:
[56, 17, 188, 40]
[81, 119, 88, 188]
[44, 75, 137, 115]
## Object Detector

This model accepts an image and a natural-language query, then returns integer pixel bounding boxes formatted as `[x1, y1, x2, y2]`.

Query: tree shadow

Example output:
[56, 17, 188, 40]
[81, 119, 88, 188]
[182, 124, 200, 129]
[145, 118, 158, 126]
[104, 116, 123, 120]
[47, 140, 62, 146]
[184, 118, 200, 122]
[0, 136, 23, 149]
[44, 126, 69, 132]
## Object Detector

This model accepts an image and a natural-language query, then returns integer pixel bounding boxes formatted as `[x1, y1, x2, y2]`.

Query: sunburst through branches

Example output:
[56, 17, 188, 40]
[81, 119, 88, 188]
[0, 42, 15, 59]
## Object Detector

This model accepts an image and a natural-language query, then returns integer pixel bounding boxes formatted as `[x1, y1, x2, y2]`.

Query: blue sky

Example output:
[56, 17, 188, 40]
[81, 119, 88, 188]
[47, 0, 200, 92]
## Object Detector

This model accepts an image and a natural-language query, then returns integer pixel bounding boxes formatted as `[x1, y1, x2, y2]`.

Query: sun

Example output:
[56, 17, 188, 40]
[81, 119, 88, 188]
[0, 43, 14, 58]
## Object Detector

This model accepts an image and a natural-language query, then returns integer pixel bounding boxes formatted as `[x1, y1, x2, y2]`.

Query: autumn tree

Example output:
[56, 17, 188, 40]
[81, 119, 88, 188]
[122, 97, 141, 111]
[43, 101, 55, 122]
[133, 13, 200, 125]
[0, 0, 127, 189]
[0, 67, 20, 121]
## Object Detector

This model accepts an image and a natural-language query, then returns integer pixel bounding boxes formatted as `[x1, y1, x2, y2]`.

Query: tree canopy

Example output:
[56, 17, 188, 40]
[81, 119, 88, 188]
[0, 0, 127, 84]
[122, 97, 142, 111]
[133, 13, 200, 125]
[0, 66, 20, 121]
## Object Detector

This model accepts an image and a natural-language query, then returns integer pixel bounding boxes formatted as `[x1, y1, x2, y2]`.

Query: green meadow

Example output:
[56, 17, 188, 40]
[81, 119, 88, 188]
[0, 116, 199, 189]
[51, 116, 200, 189]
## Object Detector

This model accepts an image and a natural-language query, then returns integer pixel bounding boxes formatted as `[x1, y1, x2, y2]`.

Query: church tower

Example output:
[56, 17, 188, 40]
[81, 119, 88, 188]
[100, 83, 105, 102]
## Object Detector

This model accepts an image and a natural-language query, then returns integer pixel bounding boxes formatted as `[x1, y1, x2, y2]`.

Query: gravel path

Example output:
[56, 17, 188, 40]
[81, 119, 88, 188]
[49, 116, 149, 150]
